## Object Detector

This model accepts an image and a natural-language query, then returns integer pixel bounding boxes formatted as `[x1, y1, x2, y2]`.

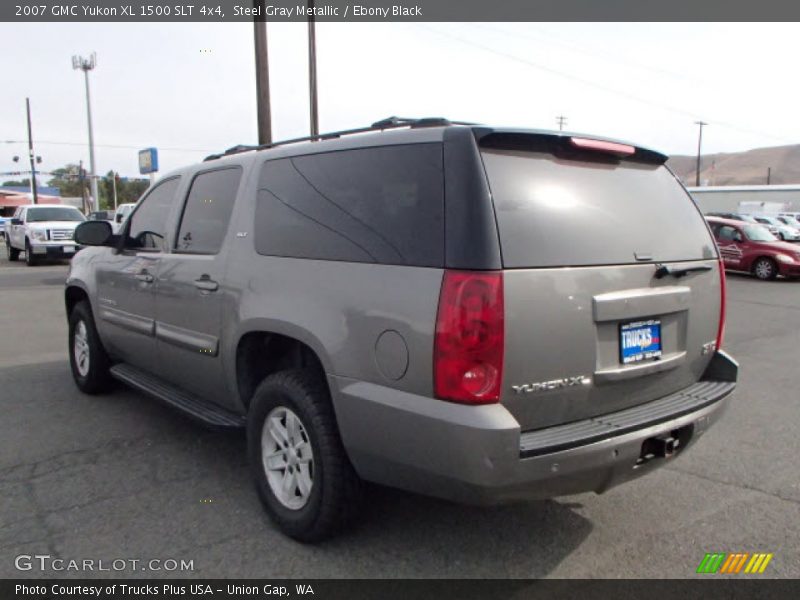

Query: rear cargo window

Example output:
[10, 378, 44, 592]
[254, 144, 444, 267]
[480, 149, 717, 268]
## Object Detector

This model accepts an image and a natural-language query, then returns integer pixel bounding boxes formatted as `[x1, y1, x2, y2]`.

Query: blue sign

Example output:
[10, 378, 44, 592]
[138, 148, 159, 174]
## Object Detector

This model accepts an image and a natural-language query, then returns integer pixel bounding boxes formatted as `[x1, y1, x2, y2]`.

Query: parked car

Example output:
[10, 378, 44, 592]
[87, 210, 113, 221]
[112, 203, 136, 233]
[706, 216, 800, 280]
[66, 118, 737, 541]
[705, 212, 780, 236]
[5, 204, 85, 266]
[752, 215, 800, 241]
[775, 215, 800, 227]
[777, 213, 800, 227]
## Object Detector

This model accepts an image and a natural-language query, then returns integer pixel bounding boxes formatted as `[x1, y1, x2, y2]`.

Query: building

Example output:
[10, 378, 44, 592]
[687, 185, 800, 214]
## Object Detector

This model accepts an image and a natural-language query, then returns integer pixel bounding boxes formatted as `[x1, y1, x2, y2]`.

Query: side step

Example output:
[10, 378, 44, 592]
[110, 363, 246, 429]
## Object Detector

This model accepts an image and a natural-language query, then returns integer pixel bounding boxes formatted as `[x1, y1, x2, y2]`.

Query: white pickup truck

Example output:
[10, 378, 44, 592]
[4, 204, 86, 266]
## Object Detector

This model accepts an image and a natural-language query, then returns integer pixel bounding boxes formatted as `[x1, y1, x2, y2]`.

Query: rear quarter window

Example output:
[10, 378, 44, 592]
[480, 149, 717, 268]
[254, 144, 444, 267]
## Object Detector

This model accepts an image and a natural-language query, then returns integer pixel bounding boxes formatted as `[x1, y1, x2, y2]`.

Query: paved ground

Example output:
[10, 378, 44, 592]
[0, 254, 798, 579]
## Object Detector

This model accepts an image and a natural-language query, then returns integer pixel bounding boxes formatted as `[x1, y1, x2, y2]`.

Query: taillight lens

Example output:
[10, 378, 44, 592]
[434, 271, 504, 404]
[716, 258, 726, 351]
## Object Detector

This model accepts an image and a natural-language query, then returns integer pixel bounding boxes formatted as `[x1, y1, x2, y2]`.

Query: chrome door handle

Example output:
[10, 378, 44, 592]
[135, 272, 154, 283]
[194, 277, 219, 292]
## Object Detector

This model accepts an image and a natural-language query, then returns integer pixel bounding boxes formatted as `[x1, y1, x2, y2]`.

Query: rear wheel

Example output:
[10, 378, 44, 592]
[69, 301, 113, 394]
[752, 257, 778, 281]
[25, 240, 37, 266]
[247, 369, 362, 542]
[5, 238, 19, 261]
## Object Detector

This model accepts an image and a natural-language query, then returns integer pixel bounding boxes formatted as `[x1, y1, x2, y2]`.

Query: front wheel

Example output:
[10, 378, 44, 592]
[247, 370, 362, 542]
[69, 301, 113, 394]
[6, 238, 19, 261]
[25, 240, 37, 266]
[752, 257, 778, 281]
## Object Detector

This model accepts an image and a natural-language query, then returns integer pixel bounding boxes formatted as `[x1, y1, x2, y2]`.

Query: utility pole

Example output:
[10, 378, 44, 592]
[72, 53, 98, 209]
[253, 1, 272, 145]
[308, 0, 319, 137]
[556, 115, 567, 131]
[694, 121, 707, 187]
[25, 97, 39, 204]
[767, 167, 771, 185]
[112, 172, 118, 211]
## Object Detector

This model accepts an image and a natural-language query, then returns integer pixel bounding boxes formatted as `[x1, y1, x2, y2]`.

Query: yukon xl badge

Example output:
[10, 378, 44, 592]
[512, 376, 591, 395]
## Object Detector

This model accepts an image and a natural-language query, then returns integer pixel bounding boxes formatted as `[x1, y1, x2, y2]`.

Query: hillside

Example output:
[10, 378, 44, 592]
[668, 144, 800, 186]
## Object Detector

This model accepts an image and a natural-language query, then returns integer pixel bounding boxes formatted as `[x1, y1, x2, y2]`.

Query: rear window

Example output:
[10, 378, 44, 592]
[254, 144, 444, 267]
[480, 149, 717, 268]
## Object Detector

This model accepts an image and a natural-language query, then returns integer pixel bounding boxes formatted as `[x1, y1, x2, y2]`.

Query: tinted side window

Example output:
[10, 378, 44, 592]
[175, 168, 241, 254]
[254, 144, 444, 267]
[127, 178, 181, 250]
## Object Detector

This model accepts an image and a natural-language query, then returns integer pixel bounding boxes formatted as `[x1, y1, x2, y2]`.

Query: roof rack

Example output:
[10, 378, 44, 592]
[203, 116, 475, 161]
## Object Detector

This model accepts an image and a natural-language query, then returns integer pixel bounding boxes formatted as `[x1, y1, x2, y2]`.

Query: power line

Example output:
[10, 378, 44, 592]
[415, 24, 797, 146]
[2, 139, 213, 153]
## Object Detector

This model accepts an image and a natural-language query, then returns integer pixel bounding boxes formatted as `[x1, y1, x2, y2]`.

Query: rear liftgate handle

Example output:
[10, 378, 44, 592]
[194, 274, 219, 292]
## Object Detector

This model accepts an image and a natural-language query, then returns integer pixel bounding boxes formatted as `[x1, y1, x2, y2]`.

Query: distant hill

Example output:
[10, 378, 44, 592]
[668, 144, 800, 186]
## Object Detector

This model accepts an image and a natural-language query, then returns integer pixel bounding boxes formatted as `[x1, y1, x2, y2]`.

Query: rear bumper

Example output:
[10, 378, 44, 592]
[332, 351, 737, 505]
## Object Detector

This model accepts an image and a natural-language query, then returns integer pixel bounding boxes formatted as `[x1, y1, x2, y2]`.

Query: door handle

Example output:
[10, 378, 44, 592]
[135, 271, 154, 283]
[194, 276, 219, 292]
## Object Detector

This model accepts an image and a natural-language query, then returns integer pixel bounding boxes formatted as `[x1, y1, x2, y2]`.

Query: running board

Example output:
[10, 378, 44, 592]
[109, 363, 246, 428]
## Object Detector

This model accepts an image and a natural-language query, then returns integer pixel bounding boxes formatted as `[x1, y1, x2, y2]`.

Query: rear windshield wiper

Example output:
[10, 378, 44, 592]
[654, 263, 713, 279]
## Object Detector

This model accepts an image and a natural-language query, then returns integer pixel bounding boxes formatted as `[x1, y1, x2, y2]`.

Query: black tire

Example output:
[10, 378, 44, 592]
[25, 239, 37, 266]
[68, 300, 113, 394]
[6, 239, 19, 261]
[247, 369, 362, 542]
[752, 257, 778, 281]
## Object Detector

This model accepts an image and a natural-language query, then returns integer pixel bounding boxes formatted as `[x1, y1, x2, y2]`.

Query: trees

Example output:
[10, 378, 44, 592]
[100, 171, 149, 209]
[1, 179, 31, 187]
[47, 164, 87, 198]
[32, 164, 150, 210]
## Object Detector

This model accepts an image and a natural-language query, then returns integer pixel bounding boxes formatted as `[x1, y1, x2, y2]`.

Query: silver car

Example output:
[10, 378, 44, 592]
[65, 118, 737, 541]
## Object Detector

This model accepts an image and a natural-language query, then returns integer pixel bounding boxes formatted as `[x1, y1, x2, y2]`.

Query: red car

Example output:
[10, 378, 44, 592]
[706, 217, 800, 280]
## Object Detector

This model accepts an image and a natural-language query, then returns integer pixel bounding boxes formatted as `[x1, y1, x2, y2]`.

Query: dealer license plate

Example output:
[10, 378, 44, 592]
[620, 319, 662, 364]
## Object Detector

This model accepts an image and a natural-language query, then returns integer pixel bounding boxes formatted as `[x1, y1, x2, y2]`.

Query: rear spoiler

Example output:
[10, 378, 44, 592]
[472, 128, 668, 165]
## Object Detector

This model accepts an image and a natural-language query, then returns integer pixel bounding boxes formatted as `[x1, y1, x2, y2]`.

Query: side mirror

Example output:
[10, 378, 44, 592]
[75, 220, 113, 246]
[10, 218, 21, 225]
[733, 233, 743, 243]
[115, 214, 124, 223]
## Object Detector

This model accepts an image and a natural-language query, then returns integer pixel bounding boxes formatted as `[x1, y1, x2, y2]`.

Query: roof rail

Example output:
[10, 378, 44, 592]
[203, 116, 475, 161]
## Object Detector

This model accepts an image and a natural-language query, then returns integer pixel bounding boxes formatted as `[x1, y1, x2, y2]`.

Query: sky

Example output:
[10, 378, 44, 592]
[2, 21, 800, 181]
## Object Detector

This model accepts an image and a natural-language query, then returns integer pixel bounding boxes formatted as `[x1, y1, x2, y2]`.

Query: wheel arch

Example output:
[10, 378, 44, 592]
[65, 283, 91, 318]
[234, 327, 330, 411]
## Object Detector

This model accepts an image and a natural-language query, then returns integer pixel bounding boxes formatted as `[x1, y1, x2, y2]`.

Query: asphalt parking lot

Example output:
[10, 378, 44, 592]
[1, 254, 798, 579]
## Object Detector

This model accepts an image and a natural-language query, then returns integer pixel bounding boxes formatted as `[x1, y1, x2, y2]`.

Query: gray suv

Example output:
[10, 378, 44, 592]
[66, 117, 737, 541]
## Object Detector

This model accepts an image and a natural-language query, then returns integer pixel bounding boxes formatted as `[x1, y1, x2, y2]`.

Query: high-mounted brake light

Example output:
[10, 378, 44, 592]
[434, 271, 504, 404]
[716, 257, 726, 351]
[570, 137, 636, 156]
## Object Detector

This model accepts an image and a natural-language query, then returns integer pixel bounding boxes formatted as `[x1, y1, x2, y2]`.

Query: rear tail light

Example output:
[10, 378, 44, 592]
[716, 257, 726, 351]
[434, 271, 504, 404]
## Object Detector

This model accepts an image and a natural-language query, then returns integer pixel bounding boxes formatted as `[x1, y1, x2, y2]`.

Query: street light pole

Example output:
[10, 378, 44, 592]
[694, 121, 707, 187]
[25, 97, 39, 204]
[253, 2, 272, 145]
[73, 53, 99, 209]
[308, 0, 319, 137]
